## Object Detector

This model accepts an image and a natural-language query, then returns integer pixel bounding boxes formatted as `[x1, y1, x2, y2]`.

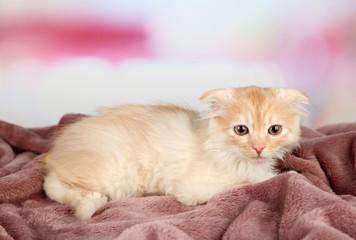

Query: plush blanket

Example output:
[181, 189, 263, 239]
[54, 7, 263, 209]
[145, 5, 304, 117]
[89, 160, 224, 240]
[0, 114, 356, 240]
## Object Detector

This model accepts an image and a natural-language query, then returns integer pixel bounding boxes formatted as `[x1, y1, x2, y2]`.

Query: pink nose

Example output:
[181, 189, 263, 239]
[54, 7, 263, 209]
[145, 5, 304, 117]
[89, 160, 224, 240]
[253, 146, 264, 155]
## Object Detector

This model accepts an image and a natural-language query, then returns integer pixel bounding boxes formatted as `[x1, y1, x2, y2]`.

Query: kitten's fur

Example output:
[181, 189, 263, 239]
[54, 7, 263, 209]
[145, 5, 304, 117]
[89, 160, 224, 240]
[43, 86, 309, 219]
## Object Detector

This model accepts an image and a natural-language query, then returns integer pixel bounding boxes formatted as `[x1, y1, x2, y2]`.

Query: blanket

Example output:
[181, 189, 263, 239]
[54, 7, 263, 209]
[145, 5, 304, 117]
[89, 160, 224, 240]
[0, 114, 356, 240]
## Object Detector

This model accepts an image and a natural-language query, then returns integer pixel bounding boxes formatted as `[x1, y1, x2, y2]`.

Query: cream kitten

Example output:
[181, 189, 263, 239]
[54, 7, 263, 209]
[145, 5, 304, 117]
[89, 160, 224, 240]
[43, 86, 308, 220]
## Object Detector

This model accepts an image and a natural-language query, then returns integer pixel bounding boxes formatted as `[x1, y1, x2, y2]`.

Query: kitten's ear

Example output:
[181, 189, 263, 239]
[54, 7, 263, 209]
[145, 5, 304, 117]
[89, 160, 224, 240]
[278, 89, 309, 115]
[200, 89, 234, 118]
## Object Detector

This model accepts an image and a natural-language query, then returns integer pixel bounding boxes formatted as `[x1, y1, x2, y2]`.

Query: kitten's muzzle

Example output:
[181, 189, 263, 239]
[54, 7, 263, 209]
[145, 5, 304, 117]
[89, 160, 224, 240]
[252, 145, 264, 157]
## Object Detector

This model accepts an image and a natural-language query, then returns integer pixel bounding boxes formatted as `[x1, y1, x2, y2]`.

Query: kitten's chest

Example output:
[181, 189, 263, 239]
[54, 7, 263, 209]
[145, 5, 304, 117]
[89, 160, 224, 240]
[235, 160, 277, 183]
[200, 153, 277, 186]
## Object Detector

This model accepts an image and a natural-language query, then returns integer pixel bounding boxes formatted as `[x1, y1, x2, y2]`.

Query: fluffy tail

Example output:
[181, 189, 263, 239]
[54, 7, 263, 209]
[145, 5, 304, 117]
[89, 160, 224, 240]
[43, 172, 108, 220]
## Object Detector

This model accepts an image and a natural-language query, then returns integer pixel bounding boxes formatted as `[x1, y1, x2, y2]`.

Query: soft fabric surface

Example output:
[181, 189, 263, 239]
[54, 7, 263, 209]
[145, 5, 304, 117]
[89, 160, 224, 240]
[1, 114, 356, 240]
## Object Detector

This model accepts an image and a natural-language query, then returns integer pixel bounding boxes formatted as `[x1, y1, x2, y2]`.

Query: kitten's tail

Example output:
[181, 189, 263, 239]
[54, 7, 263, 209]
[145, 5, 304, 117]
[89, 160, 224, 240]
[43, 172, 108, 220]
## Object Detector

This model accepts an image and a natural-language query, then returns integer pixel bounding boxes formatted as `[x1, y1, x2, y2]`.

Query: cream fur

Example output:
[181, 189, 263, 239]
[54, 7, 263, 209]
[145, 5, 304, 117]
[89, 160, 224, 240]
[43, 86, 309, 219]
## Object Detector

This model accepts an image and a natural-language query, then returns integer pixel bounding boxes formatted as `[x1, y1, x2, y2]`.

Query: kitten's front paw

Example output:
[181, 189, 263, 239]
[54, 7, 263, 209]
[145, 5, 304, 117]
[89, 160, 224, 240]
[175, 194, 210, 206]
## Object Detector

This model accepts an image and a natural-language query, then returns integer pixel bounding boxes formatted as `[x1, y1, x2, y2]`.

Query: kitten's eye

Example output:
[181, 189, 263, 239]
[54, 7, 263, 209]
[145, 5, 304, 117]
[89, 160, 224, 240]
[234, 125, 249, 136]
[268, 125, 282, 135]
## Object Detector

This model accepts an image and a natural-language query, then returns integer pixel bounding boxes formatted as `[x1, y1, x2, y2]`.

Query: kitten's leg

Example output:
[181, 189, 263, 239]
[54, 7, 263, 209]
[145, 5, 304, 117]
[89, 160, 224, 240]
[73, 191, 108, 220]
[173, 180, 219, 206]
[108, 183, 146, 201]
[254, 170, 278, 182]
[43, 172, 108, 220]
[175, 192, 212, 206]
[174, 170, 278, 205]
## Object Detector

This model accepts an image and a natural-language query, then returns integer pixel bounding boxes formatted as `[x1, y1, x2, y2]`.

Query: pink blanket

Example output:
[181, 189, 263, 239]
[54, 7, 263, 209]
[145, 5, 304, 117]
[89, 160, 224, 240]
[1, 114, 356, 239]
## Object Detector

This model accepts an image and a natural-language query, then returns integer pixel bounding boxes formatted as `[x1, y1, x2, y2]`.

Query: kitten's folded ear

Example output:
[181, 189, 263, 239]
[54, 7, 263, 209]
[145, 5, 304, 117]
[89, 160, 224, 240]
[200, 88, 234, 118]
[278, 88, 310, 115]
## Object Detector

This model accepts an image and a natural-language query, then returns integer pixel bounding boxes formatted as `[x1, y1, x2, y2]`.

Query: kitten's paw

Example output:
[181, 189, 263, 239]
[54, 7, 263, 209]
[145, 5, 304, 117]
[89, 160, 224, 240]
[175, 195, 209, 206]
[74, 192, 108, 220]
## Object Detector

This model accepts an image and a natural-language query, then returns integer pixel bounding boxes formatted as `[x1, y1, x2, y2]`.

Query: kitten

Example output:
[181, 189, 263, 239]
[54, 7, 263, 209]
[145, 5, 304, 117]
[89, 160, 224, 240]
[43, 86, 309, 220]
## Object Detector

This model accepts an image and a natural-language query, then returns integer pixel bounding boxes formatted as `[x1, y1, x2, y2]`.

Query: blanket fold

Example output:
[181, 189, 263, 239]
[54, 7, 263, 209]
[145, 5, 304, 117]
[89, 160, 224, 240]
[0, 114, 355, 240]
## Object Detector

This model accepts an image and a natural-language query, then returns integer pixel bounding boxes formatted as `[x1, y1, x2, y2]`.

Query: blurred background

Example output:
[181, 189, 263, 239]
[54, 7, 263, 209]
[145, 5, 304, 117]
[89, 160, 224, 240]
[0, 0, 356, 128]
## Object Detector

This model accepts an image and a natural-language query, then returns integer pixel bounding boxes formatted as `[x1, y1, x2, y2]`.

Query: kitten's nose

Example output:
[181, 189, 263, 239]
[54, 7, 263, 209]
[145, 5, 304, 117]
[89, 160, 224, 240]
[253, 146, 264, 155]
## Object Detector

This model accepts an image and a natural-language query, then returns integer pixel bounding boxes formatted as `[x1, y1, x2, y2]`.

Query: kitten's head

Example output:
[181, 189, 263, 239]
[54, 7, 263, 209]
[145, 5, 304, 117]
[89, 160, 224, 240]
[200, 86, 309, 161]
